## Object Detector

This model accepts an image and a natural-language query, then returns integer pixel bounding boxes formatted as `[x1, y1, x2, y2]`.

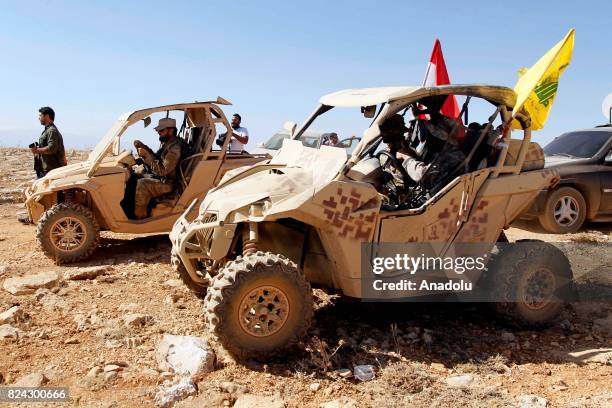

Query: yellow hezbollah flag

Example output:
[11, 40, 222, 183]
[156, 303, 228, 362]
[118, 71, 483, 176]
[512, 29, 575, 130]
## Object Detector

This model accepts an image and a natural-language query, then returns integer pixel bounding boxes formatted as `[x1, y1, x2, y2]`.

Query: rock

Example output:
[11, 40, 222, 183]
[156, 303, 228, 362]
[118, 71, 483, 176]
[103, 364, 123, 372]
[64, 337, 79, 344]
[353, 365, 375, 381]
[320, 397, 359, 408]
[104, 371, 118, 382]
[13, 372, 47, 387]
[156, 335, 215, 377]
[163, 279, 184, 289]
[124, 313, 154, 328]
[87, 367, 103, 378]
[64, 266, 113, 281]
[154, 377, 197, 408]
[501, 332, 516, 342]
[0, 306, 28, 325]
[73, 314, 88, 331]
[80, 366, 111, 391]
[3, 271, 60, 295]
[118, 303, 138, 312]
[335, 368, 352, 378]
[516, 394, 548, 408]
[141, 368, 159, 377]
[445, 374, 475, 388]
[0, 265, 11, 276]
[567, 348, 612, 365]
[38, 292, 71, 314]
[0, 324, 20, 341]
[309, 382, 321, 392]
[234, 394, 285, 408]
[593, 314, 612, 337]
[430, 362, 446, 371]
[219, 381, 248, 395]
[96, 325, 127, 340]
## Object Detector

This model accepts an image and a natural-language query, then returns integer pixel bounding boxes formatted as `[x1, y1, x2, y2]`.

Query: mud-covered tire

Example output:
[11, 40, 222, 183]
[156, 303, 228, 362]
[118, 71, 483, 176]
[170, 251, 208, 297]
[488, 241, 573, 327]
[36, 203, 99, 264]
[538, 187, 586, 234]
[204, 251, 313, 360]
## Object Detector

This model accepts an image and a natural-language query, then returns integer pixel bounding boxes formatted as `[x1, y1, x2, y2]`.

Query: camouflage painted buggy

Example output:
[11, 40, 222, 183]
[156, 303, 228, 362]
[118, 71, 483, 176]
[171, 85, 573, 359]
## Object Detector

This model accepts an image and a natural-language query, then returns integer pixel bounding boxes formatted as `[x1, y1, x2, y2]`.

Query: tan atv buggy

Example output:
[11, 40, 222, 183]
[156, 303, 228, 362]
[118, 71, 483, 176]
[24, 98, 268, 263]
[171, 85, 574, 360]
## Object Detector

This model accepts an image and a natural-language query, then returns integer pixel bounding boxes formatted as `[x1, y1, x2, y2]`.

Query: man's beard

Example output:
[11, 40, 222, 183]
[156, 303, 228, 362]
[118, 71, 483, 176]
[232, 124, 239, 129]
[159, 135, 169, 142]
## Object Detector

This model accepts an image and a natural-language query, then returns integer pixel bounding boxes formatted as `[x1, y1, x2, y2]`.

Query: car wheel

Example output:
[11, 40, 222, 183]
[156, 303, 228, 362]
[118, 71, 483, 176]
[538, 186, 586, 234]
[37, 203, 100, 264]
[489, 241, 574, 327]
[204, 251, 313, 360]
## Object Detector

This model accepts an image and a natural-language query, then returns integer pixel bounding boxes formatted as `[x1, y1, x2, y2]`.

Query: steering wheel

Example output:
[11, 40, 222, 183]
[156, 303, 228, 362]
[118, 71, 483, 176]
[376, 151, 412, 186]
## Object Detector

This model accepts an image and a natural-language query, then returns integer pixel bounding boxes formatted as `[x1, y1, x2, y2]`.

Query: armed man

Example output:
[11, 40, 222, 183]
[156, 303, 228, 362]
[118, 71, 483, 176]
[132, 117, 182, 219]
[32, 106, 66, 178]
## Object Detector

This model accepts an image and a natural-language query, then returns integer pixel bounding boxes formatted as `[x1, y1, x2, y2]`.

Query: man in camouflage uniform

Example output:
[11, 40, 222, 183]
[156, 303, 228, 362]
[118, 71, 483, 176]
[132, 117, 182, 219]
[32, 106, 66, 178]
[398, 109, 465, 192]
[379, 112, 465, 195]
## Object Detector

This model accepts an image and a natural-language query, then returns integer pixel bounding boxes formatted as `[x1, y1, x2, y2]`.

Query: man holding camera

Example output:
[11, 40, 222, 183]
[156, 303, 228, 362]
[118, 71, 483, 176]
[228, 113, 249, 152]
[31, 106, 66, 178]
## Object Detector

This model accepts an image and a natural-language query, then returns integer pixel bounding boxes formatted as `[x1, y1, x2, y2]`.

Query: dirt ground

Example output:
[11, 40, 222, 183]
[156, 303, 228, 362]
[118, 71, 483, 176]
[0, 147, 610, 407]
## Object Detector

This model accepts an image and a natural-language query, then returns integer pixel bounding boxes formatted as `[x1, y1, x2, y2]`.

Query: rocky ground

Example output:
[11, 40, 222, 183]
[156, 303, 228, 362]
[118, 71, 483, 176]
[0, 147, 610, 408]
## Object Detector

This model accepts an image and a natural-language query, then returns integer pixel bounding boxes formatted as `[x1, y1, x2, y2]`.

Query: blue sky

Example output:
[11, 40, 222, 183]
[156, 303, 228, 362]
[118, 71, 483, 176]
[1, 0, 610, 149]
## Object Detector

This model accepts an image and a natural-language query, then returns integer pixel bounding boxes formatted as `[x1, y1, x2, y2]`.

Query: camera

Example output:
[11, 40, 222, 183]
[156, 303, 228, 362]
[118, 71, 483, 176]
[29, 142, 38, 149]
[215, 132, 228, 147]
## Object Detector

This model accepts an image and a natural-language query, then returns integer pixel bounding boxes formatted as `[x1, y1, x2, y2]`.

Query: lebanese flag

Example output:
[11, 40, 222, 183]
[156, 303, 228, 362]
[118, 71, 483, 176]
[423, 39, 460, 118]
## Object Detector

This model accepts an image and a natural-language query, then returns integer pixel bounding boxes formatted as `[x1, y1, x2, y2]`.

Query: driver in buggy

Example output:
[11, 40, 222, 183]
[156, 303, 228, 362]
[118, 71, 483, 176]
[131, 117, 182, 219]
[379, 105, 465, 206]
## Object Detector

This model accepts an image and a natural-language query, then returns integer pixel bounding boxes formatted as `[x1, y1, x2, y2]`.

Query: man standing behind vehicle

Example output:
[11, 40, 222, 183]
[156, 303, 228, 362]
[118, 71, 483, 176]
[31, 106, 66, 178]
[132, 118, 182, 219]
[229, 113, 249, 152]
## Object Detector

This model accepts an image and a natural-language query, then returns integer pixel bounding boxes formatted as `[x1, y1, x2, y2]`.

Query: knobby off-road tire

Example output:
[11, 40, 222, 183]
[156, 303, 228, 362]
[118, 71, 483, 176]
[538, 187, 587, 234]
[170, 250, 208, 297]
[36, 203, 100, 264]
[488, 241, 573, 327]
[204, 251, 313, 360]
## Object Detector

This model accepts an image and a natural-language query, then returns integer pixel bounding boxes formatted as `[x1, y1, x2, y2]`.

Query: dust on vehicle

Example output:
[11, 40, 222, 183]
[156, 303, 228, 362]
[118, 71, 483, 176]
[171, 85, 574, 360]
[24, 98, 269, 263]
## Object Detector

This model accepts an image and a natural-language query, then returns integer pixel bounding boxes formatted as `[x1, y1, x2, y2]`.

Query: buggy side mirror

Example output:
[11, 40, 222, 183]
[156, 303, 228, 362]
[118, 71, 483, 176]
[143, 117, 151, 128]
[283, 121, 297, 138]
[605, 149, 612, 164]
[361, 105, 376, 118]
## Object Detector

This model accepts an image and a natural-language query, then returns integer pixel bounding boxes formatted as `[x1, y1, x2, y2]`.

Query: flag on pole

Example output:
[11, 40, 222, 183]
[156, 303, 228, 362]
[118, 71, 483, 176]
[423, 39, 460, 118]
[512, 29, 575, 130]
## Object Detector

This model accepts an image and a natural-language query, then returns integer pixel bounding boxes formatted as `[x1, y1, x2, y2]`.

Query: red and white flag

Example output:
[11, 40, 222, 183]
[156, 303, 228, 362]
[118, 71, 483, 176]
[422, 39, 460, 118]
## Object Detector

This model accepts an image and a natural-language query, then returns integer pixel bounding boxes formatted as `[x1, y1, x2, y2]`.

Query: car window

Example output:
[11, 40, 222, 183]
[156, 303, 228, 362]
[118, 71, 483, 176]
[263, 133, 290, 150]
[300, 136, 320, 148]
[544, 131, 611, 158]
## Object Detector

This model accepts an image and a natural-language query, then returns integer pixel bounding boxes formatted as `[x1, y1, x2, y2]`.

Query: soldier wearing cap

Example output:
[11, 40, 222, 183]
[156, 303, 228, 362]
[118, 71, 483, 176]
[380, 112, 465, 194]
[132, 117, 182, 219]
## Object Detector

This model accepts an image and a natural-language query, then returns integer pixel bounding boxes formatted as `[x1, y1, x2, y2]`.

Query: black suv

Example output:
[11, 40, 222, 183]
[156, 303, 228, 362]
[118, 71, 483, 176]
[522, 125, 612, 233]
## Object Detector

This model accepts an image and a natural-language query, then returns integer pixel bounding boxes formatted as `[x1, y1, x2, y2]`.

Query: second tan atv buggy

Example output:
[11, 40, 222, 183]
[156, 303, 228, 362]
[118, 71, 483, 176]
[171, 85, 574, 360]
[24, 98, 269, 263]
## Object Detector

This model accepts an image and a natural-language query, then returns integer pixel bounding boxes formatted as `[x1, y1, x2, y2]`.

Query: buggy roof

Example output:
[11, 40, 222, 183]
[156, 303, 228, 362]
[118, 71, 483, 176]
[119, 97, 232, 122]
[319, 85, 517, 108]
